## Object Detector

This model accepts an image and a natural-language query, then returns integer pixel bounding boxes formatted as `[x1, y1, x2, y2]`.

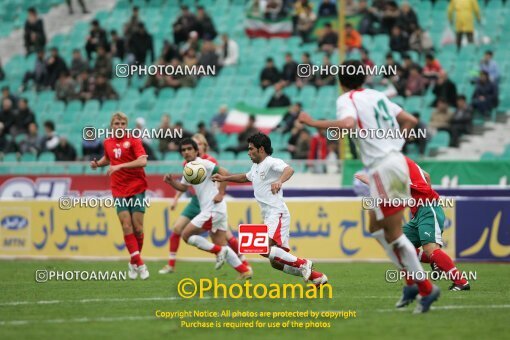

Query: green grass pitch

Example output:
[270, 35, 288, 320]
[1, 261, 509, 339]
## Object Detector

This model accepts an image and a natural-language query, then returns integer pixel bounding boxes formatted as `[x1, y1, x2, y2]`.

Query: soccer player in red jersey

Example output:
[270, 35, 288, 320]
[159, 134, 250, 274]
[90, 112, 150, 280]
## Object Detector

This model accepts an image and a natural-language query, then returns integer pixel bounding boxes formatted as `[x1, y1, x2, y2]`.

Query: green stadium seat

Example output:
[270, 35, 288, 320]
[38, 152, 56, 162]
[20, 153, 37, 162]
[480, 152, 499, 160]
[2, 153, 18, 162]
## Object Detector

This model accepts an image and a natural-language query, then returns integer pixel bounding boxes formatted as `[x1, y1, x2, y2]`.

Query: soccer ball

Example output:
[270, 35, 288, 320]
[183, 161, 207, 185]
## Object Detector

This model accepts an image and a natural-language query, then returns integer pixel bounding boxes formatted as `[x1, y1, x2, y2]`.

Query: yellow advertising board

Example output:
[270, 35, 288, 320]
[0, 199, 455, 260]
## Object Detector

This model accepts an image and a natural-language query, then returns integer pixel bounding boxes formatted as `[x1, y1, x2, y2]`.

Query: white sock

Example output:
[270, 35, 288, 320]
[187, 235, 216, 252]
[238, 254, 246, 262]
[390, 234, 426, 278]
[225, 247, 243, 268]
[372, 229, 403, 270]
[283, 264, 302, 276]
[269, 246, 302, 267]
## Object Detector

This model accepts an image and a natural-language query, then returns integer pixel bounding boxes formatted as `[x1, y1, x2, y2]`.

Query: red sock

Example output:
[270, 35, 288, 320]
[210, 244, 222, 254]
[430, 249, 467, 285]
[415, 279, 433, 296]
[242, 260, 250, 267]
[227, 236, 240, 254]
[124, 233, 143, 266]
[274, 256, 306, 268]
[168, 233, 180, 267]
[309, 270, 323, 280]
[416, 248, 430, 263]
[234, 263, 250, 273]
[136, 233, 144, 253]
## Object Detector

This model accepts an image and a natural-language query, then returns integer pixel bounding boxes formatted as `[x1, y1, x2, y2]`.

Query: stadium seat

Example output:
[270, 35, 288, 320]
[2, 153, 18, 162]
[20, 153, 37, 162]
[38, 152, 56, 162]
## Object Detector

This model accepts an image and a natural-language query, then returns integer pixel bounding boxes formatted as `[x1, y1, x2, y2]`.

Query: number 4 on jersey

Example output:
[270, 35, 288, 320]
[374, 99, 395, 129]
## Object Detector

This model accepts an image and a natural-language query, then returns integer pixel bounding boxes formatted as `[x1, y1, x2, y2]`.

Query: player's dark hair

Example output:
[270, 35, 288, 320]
[247, 132, 273, 155]
[179, 138, 198, 152]
[338, 60, 366, 90]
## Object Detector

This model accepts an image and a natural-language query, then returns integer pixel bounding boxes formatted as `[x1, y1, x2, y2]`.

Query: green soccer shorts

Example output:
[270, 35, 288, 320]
[403, 205, 445, 248]
[115, 192, 147, 214]
[181, 195, 201, 219]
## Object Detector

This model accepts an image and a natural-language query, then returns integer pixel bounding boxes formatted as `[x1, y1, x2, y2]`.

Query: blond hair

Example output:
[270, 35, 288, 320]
[192, 133, 209, 153]
[110, 111, 128, 127]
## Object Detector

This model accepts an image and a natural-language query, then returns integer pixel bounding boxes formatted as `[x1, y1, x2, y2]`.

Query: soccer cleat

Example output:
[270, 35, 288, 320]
[237, 268, 254, 280]
[299, 260, 313, 282]
[128, 263, 138, 280]
[311, 273, 328, 287]
[137, 264, 150, 280]
[395, 284, 419, 308]
[413, 284, 441, 314]
[158, 264, 175, 274]
[215, 247, 228, 270]
[449, 282, 471, 291]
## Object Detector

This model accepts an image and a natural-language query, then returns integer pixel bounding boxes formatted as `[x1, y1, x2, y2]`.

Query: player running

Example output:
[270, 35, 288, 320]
[159, 134, 249, 274]
[163, 138, 253, 279]
[90, 112, 149, 280]
[354, 156, 470, 307]
[299, 60, 440, 313]
[212, 133, 328, 287]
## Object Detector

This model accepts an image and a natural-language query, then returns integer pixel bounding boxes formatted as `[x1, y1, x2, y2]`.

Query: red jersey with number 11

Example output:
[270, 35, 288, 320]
[103, 136, 148, 197]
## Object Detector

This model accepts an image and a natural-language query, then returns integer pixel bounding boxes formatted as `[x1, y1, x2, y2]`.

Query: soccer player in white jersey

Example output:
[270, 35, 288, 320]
[163, 138, 253, 279]
[299, 60, 440, 313]
[212, 133, 328, 287]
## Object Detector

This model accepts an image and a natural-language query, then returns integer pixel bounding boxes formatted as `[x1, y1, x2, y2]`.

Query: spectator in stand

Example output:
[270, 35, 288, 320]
[0, 59, 5, 81]
[296, 4, 316, 44]
[198, 41, 220, 72]
[211, 105, 228, 133]
[308, 126, 328, 173]
[281, 52, 298, 86]
[397, 2, 418, 35]
[42, 120, 59, 152]
[66, 0, 89, 14]
[0, 98, 15, 134]
[448, 0, 481, 50]
[318, 0, 337, 17]
[265, 0, 284, 20]
[344, 0, 359, 15]
[93, 45, 113, 78]
[429, 98, 454, 133]
[196, 6, 217, 40]
[260, 58, 281, 89]
[180, 31, 200, 55]
[2, 87, 18, 109]
[360, 48, 375, 85]
[77, 70, 94, 101]
[173, 5, 198, 45]
[423, 53, 443, 82]
[267, 83, 291, 108]
[197, 121, 219, 153]
[409, 24, 434, 56]
[318, 23, 338, 54]
[389, 25, 409, 55]
[142, 59, 171, 91]
[480, 50, 500, 85]
[82, 127, 103, 161]
[124, 6, 141, 43]
[135, 117, 158, 160]
[344, 23, 362, 52]
[381, 52, 400, 85]
[46, 48, 69, 90]
[0, 122, 17, 155]
[110, 30, 125, 61]
[405, 66, 427, 97]
[472, 71, 498, 117]
[85, 20, 109, 60]
[183, 49, 199, 67]
[55, 71, 77, 103]
[432, 72, 457, 107]
[217, 34, 239, 66]
[315, 55, 336, 87]
[54, 136, 77, 161]
[403, 112, 427, 157]
[358, 0, 379, 35]
[288, 121, 310, 159]
[274, 102, 302, 134]
[70, 49, 89, 78]
[296, 52, 315, 88]
[91, 75, 118, 102]
[24, 8, 46, 55]
[161, 39, 181, 63]
[19, 122, 44, 155]
[158, 114, 172, 154]
[168, 121, 193, 152]
[225, 115, 259, 155]
[450, 95, 473, 147]
[21, 50, 48, 91]
[128, 23, 155, 65]
[381, 1, 400, 34]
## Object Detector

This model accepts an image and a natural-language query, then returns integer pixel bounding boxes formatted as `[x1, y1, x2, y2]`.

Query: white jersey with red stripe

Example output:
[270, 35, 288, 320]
[336, 88, 404, 167]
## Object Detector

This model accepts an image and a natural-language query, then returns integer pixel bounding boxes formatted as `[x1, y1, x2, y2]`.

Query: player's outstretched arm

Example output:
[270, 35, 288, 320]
[90, 156, 109, 169]
[211, 173, 250, 183]
[170, 191, 184, 210]
[213, 167, 229, 203]
[299, 112, 356, 130]
[163, 173, 190, 192]
[107, 155, 147, 176]
[396, 111, 418, 132]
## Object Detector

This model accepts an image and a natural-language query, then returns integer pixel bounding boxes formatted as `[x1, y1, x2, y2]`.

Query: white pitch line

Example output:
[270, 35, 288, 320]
[0, 296, 215, 307]
[0, 316, 155, 326]
[376, 304, 510, 312]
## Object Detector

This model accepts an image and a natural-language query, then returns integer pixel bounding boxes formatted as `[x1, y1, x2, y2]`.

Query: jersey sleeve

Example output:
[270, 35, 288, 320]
[245, 166, 254, 182]
[387, 97, 403, 117]
[131, 138, 148, 158]
[103, 140, 110, 160]
[270, 157, 289, 173]
[336, 94, 357, 120]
